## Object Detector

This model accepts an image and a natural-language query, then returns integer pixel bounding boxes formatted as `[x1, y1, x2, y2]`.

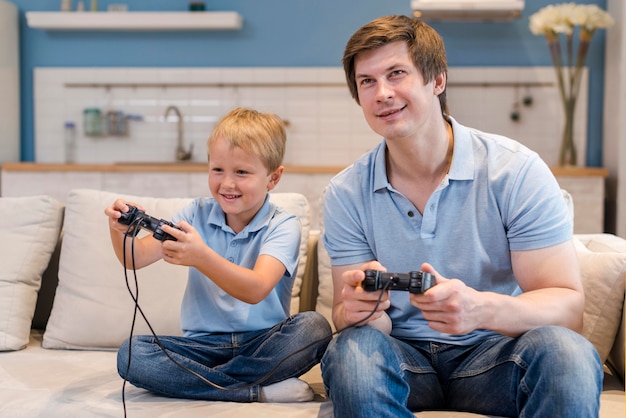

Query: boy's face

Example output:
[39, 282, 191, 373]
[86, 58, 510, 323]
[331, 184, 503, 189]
[208, 137, 282, 231]
[354, 41, 445, 142]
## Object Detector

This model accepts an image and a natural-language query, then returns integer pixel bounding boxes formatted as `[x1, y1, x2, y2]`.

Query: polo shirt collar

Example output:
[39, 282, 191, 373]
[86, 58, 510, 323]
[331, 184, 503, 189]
[372, 116, 475, 193]
[447, 116, 475, 181]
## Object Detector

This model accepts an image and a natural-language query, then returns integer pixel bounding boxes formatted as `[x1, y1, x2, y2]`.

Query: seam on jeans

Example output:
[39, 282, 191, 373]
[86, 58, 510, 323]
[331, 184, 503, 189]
[451, 354, 528, 379]
[400, 363, 436, 375]
[160, 335, 236, 350]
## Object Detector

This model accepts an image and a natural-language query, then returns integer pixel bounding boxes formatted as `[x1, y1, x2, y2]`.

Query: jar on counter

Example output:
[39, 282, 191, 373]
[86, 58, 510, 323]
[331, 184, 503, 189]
[105, 110, 128, 136]
[64, 121, 76, 163]
[83, 108, 103, 136]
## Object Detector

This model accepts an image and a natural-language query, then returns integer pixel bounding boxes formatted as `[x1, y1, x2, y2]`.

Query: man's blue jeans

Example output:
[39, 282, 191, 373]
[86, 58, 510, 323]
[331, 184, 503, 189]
[117, 311, 331, 401]
[321, 325, 603, 417]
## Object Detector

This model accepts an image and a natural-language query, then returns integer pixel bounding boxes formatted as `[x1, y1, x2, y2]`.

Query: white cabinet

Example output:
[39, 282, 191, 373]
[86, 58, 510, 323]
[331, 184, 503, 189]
[553, 167, 608, 234]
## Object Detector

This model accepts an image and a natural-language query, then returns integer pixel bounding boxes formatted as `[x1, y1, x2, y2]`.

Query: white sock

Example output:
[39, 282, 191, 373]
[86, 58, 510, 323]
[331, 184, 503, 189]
[260, 378, 314, 403]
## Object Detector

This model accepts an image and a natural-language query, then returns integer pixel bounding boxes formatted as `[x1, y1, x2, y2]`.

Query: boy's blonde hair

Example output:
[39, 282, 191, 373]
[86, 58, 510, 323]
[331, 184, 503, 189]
[208, 108, 286, 172]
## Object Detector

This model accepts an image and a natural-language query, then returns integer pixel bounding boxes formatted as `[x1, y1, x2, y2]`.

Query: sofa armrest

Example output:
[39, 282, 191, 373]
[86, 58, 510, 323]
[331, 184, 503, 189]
[32, 232, 63, 331]
[299, 230, 320, 313]
[608, 304, 625, 384]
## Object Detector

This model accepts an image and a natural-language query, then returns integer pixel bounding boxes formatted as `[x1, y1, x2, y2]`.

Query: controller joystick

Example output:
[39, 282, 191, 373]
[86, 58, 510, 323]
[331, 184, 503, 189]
[362, 269, 434, 294]
[118, 204, 182, 241]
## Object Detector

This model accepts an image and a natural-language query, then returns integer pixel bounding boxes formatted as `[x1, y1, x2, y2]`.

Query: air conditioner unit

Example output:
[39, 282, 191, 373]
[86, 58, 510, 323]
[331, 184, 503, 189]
[411, 0, 524, 21]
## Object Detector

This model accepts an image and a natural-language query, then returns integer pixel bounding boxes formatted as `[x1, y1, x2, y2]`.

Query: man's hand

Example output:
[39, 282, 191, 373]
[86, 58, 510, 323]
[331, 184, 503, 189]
[411, 262, 484, 335]
[335, 261, 392, 332]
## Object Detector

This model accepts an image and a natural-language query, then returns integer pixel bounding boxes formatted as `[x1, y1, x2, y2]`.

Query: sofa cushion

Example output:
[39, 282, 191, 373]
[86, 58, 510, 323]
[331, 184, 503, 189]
[43, 189, 310, 350]
[0, 195, 64, 351]
[574, 237, 626, 363]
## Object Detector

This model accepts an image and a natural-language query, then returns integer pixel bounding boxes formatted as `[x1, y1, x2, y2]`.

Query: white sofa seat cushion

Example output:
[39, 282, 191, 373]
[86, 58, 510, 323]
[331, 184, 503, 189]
[0, 195, 64, 351]
[43, 189, 310, 350]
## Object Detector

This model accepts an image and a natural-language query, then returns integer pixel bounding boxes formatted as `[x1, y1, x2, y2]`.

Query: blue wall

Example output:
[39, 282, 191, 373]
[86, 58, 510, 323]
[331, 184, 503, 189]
[12, 0, 608, 166]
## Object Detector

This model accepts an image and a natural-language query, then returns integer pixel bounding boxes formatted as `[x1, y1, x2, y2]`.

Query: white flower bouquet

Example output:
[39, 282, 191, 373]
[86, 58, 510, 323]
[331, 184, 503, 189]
[529, 3, 614, 166]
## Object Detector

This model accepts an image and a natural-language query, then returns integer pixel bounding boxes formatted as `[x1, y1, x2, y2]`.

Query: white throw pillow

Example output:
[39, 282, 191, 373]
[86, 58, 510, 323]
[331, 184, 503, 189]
[0, 195, 64, 351]
[43, 189, 310, 350]
[269, 192, 311, 313]
[573, 237, 626, 363]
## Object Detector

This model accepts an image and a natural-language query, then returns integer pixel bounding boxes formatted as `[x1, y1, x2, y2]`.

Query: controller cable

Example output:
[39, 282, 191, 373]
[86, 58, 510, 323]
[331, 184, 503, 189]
[119, 218, 393, 416]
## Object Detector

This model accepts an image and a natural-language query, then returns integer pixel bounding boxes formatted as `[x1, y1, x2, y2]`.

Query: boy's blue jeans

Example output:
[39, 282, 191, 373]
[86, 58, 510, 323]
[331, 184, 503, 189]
[117, 311, 331, 402]
[321, 325, 603, 417]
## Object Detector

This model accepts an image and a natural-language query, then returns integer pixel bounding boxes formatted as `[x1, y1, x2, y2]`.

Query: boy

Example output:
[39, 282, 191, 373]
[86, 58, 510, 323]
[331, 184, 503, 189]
[105, 107, 331, 402]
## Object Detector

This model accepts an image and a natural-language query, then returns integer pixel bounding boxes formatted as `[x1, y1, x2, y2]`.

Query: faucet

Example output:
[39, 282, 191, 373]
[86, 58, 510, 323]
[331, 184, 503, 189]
[164, 105, 193, 161]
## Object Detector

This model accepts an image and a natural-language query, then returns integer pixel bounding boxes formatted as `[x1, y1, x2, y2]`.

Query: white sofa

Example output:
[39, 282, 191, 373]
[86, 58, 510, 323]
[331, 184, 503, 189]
[0, 189, 623, 417]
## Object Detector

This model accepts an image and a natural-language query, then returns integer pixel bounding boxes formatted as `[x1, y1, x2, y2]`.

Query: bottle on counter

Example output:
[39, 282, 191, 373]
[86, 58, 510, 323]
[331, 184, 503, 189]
[64, 121, 76, 163]
[61, 0, 72, 12]
[76, 0, 85, 11]
[83, 108, 103, 136]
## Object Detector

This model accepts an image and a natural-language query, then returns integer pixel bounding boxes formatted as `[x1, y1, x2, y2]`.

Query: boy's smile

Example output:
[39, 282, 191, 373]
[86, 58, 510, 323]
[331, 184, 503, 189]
[208, 137, 280, 233]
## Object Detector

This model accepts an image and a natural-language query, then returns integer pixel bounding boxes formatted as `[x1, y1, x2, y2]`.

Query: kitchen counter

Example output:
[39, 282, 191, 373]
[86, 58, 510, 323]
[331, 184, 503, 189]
[0, 163, 609, 233]
[0, 163, 344, 230]
[1, 163, 608, 177]
[0, 162, 345, 174]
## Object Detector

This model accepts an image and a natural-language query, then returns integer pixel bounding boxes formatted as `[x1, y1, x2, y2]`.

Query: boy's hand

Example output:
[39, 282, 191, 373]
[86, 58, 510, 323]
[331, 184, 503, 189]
[104, 199, 143, 234]
[160, 222, 203, 266]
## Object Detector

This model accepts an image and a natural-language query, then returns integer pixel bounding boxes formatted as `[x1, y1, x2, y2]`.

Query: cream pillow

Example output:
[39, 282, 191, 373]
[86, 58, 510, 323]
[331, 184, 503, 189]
[43, 189, 192, 350]
[574, 237, 626, 363]
[43, 189, 310, 350]
[0, 195, 64, 351]
[268, 192, 311, 314]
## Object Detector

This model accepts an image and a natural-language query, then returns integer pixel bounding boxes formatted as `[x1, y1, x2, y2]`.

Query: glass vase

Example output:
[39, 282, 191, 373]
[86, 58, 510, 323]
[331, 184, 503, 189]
[559, 96, 577, 166]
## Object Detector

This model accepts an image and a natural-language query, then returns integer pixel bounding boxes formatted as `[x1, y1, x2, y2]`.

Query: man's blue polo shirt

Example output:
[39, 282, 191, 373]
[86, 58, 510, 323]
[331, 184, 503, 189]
[323, 117, 572, 345]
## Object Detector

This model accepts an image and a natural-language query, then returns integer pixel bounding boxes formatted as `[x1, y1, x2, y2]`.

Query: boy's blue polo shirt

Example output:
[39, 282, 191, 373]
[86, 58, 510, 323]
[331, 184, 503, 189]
[323, 117, 572, 345]
[172, 195, 301, 336]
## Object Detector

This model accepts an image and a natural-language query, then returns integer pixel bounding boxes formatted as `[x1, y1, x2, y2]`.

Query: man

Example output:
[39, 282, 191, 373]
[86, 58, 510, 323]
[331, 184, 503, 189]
[320, 15, 602, 417]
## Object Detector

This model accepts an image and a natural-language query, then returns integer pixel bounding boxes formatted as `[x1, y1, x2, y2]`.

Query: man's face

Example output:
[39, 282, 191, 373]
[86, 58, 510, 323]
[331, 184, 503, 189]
[354, 41, 443, 142]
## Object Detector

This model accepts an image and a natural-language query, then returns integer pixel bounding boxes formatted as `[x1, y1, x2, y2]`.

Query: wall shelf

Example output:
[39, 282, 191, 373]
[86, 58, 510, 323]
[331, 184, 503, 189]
[25, 11, 243, 31]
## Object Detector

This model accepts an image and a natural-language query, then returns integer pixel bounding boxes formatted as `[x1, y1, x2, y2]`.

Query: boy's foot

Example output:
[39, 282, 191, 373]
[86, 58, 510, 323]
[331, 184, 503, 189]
[260, 378, 314, 402]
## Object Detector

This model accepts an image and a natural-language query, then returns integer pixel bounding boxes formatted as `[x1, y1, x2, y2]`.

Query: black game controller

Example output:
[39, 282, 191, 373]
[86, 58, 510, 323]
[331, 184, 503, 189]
[117, 205, 182, 241]
[362, 269, 435, 294]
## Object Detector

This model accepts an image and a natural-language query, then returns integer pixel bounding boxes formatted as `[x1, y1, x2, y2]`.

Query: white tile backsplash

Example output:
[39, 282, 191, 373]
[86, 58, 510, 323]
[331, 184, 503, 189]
[34, 66, 587, 168]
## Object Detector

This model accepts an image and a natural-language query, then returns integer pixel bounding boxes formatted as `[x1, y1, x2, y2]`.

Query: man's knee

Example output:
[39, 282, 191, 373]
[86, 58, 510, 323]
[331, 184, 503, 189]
[524, 326, 601, 369]
[322, 326, 395, 378]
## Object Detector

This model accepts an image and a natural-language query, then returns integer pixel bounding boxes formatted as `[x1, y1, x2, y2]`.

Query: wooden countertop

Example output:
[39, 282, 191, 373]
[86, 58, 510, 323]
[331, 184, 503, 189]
[549, 166, 609, 177]
[0, 162, 345, 174]
[0, 163, 608, 177]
